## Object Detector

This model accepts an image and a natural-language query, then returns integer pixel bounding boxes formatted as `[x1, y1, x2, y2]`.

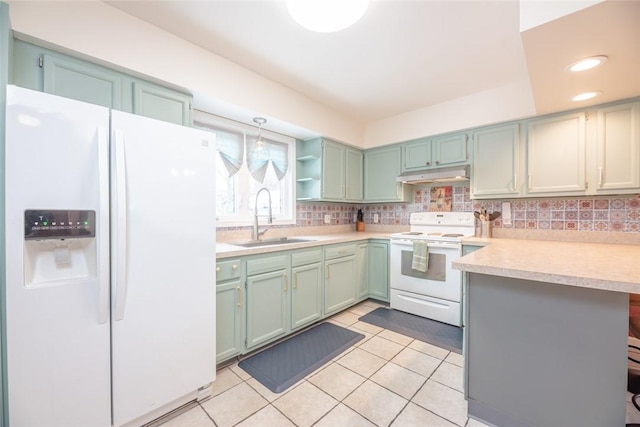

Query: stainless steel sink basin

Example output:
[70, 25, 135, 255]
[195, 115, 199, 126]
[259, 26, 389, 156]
[231, 238, 312, 248]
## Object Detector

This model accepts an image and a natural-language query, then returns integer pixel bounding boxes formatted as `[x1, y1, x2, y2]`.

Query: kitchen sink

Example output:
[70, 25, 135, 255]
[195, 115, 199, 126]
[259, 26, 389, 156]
[231, 238, 313, 248]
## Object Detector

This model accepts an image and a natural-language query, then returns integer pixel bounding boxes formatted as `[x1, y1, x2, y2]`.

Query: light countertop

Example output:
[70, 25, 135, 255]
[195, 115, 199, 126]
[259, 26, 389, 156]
[453, 238, 640, 294]
[216, 232, 391, 259]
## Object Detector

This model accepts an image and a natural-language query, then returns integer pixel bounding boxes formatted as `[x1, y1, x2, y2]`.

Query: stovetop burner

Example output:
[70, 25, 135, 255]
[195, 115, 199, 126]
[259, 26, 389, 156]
[442, 233, 464, 238]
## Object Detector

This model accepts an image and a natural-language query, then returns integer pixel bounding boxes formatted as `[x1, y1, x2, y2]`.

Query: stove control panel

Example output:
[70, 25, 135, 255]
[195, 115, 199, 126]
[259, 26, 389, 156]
[24, 210, 96, 240]
[410, 211, 475, 226]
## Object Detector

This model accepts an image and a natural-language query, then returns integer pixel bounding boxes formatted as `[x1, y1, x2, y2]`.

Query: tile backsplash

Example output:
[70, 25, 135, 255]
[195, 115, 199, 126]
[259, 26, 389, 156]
[218, 185, 640, 235]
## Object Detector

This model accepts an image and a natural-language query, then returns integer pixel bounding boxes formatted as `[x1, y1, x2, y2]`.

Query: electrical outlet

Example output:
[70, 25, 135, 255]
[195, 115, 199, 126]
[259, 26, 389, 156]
[324, 214, 331, 224]
[373, 214, 379, 223]
[353, 214, 357, 222]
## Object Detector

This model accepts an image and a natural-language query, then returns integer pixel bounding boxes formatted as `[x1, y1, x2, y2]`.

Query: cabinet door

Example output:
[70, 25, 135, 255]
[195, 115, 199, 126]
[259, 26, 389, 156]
[216, 280, 243, 362]
[433, 133, 468, 166]
[364, 146, 408, 202]
[527, 112, 586, 195]
[368, 242, 389, 301]
[322, 139, 346, 200]
[324, 256, 356, 315]
[246, 270, 288, 349]
[291, 263, 322, 330]
[356, 243, 369, 300]
[402, 139, 432, 171]
[132, 81, 192, 126]
[43, 54, 122, 109]
[595, 102, 640, 193]
[471, 124, 521, 198]
[345, 148, 364, 201]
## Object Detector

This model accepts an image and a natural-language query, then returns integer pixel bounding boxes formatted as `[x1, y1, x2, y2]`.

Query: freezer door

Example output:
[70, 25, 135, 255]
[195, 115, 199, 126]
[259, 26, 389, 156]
[110, 111, 216, 427]
[4, 86, 112, 427]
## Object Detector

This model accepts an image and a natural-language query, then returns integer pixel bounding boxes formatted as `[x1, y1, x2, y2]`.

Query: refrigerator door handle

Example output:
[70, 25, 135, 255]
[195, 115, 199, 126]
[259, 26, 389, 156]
[97, 126, 110, 324]
[114, 130, 129, 321]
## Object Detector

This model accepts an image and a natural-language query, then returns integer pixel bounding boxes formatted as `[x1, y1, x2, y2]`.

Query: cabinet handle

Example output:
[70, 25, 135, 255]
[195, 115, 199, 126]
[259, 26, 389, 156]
[528, 174, 532, 191]
[294, 272, 298, 290]
[237, 286, 242, 308]
[346, 185, 350, 197]
[426, 161, 431, 166]
[326, 265, 330, 280]
[435, 161, 440, 165]
[232, 264, 238, 270]
[284, 273, 288, 292]
[216, 266, 221, 272]
[513, 174, 518, 192]
[598, 167, 603, 187]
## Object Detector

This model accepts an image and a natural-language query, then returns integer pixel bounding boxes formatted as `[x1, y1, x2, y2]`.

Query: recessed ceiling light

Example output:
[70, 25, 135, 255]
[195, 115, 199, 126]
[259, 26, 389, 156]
[566, 55, 608, 72]
[287, 0, 369, 33]
[571, 91, 602, 102]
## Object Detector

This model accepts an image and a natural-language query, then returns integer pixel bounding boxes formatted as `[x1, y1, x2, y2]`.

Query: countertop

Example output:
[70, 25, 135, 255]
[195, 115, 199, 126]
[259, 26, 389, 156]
[216, 232, 391, 259]
[453, 238, 640, 294]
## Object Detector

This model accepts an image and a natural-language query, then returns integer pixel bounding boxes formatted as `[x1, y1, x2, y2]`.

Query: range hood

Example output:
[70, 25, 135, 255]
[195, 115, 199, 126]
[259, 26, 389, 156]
[396, 165, 470, 184]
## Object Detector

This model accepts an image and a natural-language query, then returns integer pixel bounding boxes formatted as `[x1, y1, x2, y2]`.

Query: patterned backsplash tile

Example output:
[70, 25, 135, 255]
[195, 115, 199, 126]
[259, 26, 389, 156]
[219, 185, 640, 234]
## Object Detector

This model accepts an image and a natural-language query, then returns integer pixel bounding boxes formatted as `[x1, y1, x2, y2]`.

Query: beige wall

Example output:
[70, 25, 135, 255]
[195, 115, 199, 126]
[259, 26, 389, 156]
[7, 1, 542, 149]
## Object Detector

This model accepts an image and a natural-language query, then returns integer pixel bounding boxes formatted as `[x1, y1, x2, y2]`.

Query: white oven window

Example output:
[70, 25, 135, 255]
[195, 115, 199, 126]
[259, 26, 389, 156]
[400, 250, 446, 281]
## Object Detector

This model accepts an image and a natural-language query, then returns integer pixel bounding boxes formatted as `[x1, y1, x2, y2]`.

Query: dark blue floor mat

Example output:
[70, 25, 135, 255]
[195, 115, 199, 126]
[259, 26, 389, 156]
[359, 307, 462, 354]
[238, 322, 364, 393]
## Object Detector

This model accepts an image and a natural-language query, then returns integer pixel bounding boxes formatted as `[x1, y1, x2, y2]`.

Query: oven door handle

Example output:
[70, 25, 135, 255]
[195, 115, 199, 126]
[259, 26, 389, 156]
[391, 240, 460, 250]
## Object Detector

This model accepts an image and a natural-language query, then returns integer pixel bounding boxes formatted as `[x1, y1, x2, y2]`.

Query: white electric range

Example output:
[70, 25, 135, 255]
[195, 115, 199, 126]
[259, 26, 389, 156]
[389, 212, 475, 326]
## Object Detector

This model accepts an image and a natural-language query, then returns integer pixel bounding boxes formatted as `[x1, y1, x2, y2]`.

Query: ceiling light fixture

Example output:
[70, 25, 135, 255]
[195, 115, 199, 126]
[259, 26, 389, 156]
[571, 91, 602, 102]
[286, 0, 369, 33]
[566, 55, 608, 72]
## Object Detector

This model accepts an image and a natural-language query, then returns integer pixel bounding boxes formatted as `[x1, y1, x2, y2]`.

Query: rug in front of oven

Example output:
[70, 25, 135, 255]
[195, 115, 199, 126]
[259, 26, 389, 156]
[359, 307, 462, 354]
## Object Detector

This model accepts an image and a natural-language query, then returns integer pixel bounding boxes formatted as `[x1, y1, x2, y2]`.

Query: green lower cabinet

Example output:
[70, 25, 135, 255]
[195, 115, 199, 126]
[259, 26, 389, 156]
[246, 269, 288, 350]
[324, 255, 357, 315]
[368, 241, 389, 302]
[216, 280, 244, 363]
[291, 262, 322, 330]
[356, 243, 369, 300]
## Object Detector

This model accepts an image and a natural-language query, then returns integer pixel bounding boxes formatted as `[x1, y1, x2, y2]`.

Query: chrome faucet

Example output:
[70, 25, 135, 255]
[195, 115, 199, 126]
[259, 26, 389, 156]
[253, 187, 273, 241]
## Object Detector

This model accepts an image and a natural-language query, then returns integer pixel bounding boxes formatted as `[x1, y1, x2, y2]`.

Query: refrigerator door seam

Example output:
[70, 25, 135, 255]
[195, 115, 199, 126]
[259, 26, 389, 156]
[114, 129, 128, 321]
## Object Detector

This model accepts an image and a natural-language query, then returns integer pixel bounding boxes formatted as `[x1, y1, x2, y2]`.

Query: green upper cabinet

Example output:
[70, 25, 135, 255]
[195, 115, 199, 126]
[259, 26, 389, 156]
[43, 54, 123, 110]
[526, 111, 587, 196]
[296, 138, 363, 202]
[471, 124, 522, 199]
[403, 138, 432, 170]
[345, 148, 364, 201]
[12, 40, 192, 126]
[433, 133, 469, 166]
[593, 101, 640, 194]
[322, 139, 346, 199]
[401, 132, 468, 172]
[364, 145, 411, 202]
[132, 81, 191, 126]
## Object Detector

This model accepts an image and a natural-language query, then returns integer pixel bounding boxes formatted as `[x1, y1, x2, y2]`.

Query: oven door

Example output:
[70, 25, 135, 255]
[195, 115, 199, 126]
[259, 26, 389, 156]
[389, 239, 462, 302]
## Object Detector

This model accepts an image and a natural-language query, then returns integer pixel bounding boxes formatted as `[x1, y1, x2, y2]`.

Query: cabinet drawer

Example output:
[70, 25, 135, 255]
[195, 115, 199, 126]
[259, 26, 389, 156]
[246, 254, 288, 276]
[325, 243, 357, 260]
[291, 248, 323, 267]
[216, 259, 241, 282]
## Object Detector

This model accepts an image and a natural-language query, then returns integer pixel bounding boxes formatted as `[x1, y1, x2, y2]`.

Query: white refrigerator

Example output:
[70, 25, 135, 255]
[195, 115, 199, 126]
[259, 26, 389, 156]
[4, 85, 216, 427]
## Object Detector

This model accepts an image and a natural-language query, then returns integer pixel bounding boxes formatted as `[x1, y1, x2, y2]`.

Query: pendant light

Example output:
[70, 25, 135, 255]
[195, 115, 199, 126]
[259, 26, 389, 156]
[251, 117, 268, 161]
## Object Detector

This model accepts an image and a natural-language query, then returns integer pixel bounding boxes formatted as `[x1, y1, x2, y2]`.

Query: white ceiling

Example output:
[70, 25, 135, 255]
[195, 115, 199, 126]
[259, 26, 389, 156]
[105, 0, 639, 128]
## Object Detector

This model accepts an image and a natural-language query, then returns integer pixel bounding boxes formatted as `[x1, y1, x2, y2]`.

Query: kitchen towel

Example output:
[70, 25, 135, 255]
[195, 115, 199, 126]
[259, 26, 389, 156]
[412, 240, 429, 272]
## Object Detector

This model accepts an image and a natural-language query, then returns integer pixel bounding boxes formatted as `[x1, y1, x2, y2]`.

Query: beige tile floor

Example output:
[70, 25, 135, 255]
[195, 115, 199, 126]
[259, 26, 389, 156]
[160, 300, 640, 427]
[160, 300, 489, 427]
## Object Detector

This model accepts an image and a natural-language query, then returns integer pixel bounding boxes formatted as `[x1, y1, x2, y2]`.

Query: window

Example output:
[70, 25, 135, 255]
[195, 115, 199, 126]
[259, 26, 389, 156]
[194, 111, 296, 226]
